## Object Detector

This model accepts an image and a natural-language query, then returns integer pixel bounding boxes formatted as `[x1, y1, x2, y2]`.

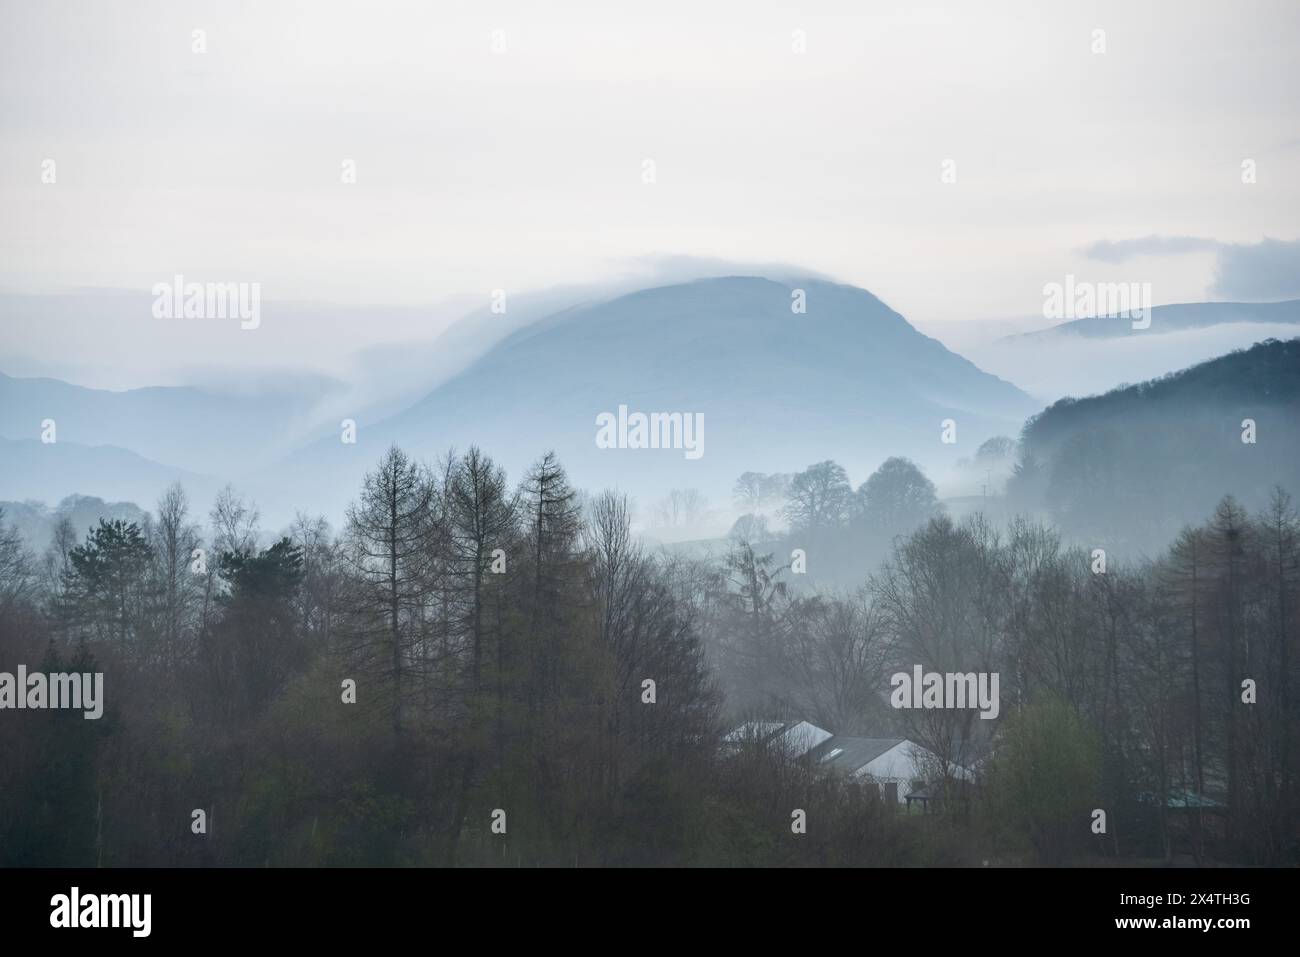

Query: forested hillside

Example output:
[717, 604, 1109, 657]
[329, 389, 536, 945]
[1010, 338, 1300, 551]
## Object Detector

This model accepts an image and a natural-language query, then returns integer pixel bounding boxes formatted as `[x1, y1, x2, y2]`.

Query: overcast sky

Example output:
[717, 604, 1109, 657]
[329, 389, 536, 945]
[1, 0, 1298, 385]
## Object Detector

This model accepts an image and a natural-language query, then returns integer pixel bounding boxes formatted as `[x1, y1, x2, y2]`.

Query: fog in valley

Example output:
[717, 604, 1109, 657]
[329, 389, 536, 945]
[2, 0, 1299, 874]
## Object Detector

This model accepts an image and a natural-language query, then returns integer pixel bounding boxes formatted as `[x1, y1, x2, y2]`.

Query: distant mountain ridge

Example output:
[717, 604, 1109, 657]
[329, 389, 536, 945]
[0, 370, 334, 475]
[0, 436, 220, 512]
[266, 276, 1039, 518]
[1006, 299, 1300, 341]
[6, 280, 1294, 550]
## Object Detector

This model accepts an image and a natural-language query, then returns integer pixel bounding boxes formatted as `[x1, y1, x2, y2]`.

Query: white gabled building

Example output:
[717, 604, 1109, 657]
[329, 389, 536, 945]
[808, 735, 971, 804]
[722, 721, 970, 805]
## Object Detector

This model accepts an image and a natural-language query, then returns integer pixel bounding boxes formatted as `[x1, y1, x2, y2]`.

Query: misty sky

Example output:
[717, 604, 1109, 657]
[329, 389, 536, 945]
[2, 0, 1298, 387]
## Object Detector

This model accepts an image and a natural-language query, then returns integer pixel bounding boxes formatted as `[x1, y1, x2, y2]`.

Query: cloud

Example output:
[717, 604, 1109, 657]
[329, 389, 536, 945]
[1082, 235, 1222, 263]
[1084, 236, 1300, 301]
[1211, 239, 1300, 301]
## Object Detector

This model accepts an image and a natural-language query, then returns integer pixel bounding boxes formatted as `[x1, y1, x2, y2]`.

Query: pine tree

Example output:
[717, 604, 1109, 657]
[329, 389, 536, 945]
[344, 446, 435, 735]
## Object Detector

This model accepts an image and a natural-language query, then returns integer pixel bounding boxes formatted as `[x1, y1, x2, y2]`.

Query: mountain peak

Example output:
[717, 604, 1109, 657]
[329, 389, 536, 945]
[267, 276, 1036, 519]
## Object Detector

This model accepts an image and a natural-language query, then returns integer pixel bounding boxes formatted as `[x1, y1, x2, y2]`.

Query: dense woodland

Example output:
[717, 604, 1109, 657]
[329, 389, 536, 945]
[1010, 338, 1300, 551]
[1, 443, 1297, 866]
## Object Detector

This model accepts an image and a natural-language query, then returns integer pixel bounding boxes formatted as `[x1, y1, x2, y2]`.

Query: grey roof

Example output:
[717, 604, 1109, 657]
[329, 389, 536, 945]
[721, 720, 787, 745]
[809, 736, 905, 774]
[722, 719, 832, 756]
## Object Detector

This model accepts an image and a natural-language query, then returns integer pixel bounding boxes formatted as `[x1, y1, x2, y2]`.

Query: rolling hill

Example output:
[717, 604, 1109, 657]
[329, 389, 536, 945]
[0, 371, 335, 476]
[265, 276, 1039, 518]
[1010, 337, 1300, 551]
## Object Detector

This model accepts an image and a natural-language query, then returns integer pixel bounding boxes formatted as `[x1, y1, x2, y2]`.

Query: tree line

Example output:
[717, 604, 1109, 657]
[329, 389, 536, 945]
[710, 485, 1299, 864]
[0, 445, 1296, 865]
